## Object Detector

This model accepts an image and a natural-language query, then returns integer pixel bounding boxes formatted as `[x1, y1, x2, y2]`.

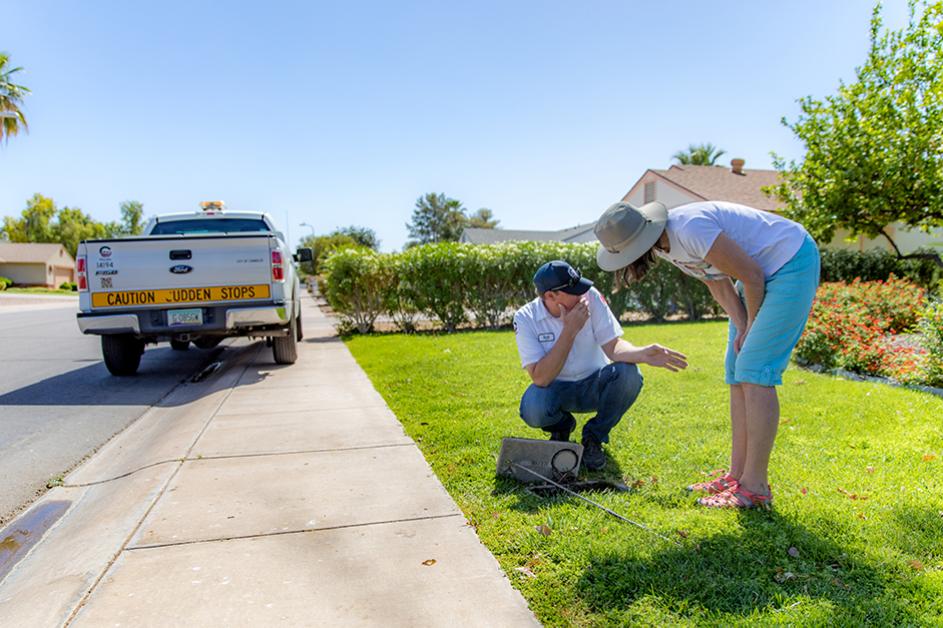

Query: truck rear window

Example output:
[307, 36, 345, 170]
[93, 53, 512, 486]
[150, 218, 271, 235]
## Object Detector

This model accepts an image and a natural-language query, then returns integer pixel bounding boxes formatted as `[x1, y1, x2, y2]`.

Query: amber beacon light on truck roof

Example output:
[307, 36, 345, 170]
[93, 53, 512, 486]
[199, 200, 226, 212]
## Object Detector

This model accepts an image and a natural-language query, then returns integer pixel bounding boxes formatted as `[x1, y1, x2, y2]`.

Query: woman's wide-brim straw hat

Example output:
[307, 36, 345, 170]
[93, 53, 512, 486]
[594, 201, 668, 271]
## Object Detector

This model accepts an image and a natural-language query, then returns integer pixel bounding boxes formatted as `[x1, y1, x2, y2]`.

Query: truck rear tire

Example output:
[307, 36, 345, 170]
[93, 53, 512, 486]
[272, 315, 298, 365]
[171, 339, 190, 351]
[102, 335, 144, 376]
[295, 304, 304, 342]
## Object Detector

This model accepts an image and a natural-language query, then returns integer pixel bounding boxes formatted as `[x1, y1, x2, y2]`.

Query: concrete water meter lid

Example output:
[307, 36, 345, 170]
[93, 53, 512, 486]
[496, 437, 583, 483]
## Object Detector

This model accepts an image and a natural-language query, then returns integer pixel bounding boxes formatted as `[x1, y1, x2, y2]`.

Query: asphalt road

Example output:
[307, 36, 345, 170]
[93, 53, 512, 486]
[0, 295, 219, 524]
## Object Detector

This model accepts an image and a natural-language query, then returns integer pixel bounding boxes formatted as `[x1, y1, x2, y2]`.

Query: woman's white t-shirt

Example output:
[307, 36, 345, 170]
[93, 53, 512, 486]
[654, 201, 808, 281]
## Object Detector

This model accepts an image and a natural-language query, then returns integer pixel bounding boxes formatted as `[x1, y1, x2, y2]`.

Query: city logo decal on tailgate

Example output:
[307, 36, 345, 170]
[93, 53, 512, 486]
[170, 265, 193, 274]
[99, 245, 112, 258]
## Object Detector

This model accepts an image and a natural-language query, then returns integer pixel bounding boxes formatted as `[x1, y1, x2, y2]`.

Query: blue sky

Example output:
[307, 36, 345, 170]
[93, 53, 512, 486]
[2, 1, 910, 251]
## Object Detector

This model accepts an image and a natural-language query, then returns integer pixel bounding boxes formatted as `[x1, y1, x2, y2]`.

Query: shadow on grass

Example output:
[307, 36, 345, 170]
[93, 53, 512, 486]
[576, 509, 921, 624]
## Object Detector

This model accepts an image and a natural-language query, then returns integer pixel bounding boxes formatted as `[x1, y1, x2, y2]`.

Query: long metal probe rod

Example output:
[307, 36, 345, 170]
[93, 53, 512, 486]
[509, 462, 680, 546]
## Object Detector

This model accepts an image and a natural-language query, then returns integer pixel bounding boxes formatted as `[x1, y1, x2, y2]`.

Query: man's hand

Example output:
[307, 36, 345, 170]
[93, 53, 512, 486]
[559, 298, 590, 334]
[639, 344, 688, 372]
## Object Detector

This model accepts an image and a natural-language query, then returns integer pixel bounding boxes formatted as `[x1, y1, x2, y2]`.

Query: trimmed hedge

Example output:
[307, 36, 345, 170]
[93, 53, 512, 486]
[820, 248, 941, 291]
[321, 242, 719, 333]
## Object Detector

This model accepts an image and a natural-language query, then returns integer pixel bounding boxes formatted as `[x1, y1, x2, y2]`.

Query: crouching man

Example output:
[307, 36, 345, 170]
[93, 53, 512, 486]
[514, 260, 688, 470]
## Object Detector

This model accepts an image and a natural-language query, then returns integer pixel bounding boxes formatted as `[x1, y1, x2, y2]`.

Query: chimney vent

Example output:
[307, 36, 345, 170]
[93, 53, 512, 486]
[730, 158, 745, 175]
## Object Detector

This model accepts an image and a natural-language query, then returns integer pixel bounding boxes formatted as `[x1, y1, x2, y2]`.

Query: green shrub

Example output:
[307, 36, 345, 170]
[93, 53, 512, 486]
[320, 242, 726, 333]
[917, 299, 943, 386]
[0, 277, 12, 290]
[820, 248, 941, 292]
[399, 243, 471, 332]
[321, 248, 392, 333]
[59, 281, 77, 291]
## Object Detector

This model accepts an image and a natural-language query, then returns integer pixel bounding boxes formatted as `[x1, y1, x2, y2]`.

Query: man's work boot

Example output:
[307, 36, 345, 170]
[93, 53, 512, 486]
[548, 414, 576, 442]
[581, 434, 606, 471]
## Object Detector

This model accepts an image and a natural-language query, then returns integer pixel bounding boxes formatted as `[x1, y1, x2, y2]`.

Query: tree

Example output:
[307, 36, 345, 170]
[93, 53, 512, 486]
[334, 225, 379, 250]
[672, 143, 726, 166]
[54, 206, 110, 257]
[405, 193, 468, 246]
[769, 0, 943, 264]
[300, 233, 363, 274]
[118, 200, 145, 236]
[0, 52, 30, 143]
[1, 194, 56, 243]
[467, 208, 499, 229]
[1, 194, 113, 257]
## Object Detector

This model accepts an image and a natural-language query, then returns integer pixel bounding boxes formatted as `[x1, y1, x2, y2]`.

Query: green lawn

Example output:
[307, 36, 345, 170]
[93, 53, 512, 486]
[345, 321, 943, 626]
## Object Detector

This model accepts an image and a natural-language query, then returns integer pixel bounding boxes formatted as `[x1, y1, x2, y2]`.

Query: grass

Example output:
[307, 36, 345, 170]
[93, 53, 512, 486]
[345, 321, 943, 626]
[3, 287, 77, 295]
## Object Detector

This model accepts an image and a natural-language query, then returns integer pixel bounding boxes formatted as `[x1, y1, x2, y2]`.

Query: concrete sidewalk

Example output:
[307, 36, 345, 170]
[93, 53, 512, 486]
[0, 295, 538, 626]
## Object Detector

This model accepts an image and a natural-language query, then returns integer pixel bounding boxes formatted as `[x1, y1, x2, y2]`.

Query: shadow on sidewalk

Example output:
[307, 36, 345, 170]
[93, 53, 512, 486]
[0, 343, 263, 408]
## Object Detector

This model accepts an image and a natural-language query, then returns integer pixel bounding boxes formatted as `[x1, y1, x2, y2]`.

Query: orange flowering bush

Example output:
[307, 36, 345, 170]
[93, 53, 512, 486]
[796, 277, 929, 382]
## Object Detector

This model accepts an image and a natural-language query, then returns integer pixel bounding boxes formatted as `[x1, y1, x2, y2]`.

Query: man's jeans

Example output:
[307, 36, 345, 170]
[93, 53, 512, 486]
[519, 362, 643, 444]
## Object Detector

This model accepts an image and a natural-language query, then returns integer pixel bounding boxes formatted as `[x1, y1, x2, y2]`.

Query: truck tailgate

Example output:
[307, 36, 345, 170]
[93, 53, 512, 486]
[85, 235, 274, 310]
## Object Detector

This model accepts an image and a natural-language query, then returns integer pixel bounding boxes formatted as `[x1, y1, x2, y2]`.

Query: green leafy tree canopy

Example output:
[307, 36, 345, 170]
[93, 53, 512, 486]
[405, 193, 468, 246]
[769, 0, 943, 262]
[0, 194, 114, 257]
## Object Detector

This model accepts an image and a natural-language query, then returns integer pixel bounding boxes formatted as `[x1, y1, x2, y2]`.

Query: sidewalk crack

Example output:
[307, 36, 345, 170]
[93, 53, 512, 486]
[126, 513, 464, 551]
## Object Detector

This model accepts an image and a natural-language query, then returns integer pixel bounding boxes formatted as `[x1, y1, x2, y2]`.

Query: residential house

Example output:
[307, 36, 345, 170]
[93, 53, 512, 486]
[0, 242, 76, 288]
[622, 160, 941, 254]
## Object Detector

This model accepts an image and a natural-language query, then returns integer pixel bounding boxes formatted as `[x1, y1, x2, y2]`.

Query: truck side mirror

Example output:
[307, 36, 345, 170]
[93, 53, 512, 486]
[296, 247, 314, 263]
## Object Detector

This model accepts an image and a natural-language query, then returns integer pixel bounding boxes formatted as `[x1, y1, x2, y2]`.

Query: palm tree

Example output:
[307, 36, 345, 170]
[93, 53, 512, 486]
[672, 142, 726, 166]
[0, 52, 30, 143]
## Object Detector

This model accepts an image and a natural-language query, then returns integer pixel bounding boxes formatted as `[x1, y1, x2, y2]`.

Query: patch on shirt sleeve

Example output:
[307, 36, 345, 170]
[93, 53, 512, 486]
[513, 319, 519, 333]
[538, 332, 555, 343]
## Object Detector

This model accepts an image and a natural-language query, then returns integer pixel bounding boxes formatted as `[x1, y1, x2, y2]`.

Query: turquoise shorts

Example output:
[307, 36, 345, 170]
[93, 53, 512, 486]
[725, 235, 820, 387]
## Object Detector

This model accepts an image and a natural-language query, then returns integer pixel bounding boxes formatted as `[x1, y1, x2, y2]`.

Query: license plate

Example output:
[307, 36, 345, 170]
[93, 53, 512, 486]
[168, 308, 203, 327]
[92, 284, 270, 308]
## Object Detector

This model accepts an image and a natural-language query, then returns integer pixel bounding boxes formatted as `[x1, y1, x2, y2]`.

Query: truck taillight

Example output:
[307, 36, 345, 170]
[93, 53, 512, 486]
[271, 250, 284, 282]
[77, 256, 88, 292]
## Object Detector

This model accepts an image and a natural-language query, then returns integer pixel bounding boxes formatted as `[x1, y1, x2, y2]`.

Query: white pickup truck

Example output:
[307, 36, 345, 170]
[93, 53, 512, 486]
[75, 203, 313, 376]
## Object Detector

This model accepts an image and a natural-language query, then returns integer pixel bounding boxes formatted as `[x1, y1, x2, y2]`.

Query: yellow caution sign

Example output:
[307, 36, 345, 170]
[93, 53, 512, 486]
[92, 284, 270, 308]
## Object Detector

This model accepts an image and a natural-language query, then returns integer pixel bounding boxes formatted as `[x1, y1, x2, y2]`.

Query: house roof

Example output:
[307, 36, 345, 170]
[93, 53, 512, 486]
[0, 242, 75, 266]
[640, 164, 783, 212]
[461, 222, 597, 245]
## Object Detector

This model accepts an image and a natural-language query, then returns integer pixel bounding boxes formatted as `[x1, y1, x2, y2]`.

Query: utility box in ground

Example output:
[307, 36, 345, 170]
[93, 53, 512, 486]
[496, 437, 583, 483]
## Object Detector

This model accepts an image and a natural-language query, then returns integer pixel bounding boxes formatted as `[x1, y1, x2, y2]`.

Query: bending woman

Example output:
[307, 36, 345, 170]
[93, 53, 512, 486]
[593, 200, 819, 509]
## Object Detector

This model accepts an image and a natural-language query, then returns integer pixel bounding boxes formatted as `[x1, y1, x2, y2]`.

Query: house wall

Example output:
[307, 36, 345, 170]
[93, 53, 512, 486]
[623, 173, 698, 209]
[0, 263, 47, 286]
[52, 266, 75, 287]
[826, 223, 943, 254]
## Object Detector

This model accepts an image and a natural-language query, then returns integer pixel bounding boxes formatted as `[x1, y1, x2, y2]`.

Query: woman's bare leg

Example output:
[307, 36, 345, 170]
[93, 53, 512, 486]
[729, 383, 748, 479]
[738, 383, 779, 495]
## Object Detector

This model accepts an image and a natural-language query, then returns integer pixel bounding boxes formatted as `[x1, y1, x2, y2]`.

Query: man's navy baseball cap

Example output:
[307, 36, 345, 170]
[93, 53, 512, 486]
[533, 260, 593, 295]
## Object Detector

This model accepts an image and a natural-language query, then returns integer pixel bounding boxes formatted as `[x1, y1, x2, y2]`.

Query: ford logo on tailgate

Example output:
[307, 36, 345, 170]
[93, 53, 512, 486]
[170, 265, 193, 274]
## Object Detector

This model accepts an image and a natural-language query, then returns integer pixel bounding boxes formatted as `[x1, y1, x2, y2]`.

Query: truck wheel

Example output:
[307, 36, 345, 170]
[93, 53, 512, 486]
[295, 305, 304, 342]
[102, 335, 144, 376]
[171, 339, 190, 351]
[272, 315, 298, 364]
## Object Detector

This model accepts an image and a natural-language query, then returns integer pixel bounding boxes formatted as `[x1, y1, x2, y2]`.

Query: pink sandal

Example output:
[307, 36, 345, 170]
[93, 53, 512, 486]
[697, 481, 773, 510]
[686, 469, 736, 495]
